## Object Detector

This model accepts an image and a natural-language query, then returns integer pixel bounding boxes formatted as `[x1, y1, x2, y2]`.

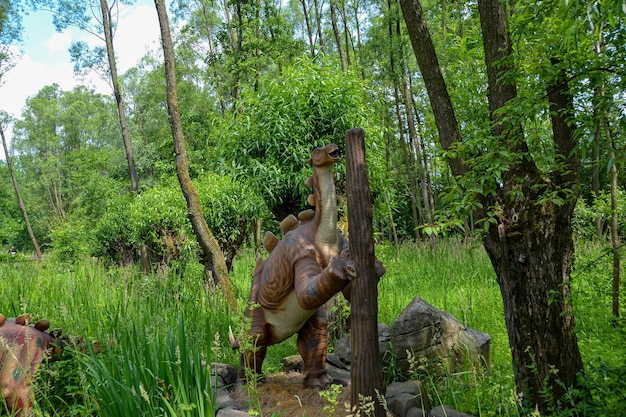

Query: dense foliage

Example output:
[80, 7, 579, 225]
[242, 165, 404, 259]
[0, 0, 624, 414]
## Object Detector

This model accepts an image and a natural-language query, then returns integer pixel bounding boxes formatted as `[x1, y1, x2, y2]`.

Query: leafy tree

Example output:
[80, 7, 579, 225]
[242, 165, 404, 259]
[11, 84, 126, 252]
[0, 1, 42, 257]
[215, 57, 385, 222]
[397, 0, 609, 411]
[30, 0, 140, 192]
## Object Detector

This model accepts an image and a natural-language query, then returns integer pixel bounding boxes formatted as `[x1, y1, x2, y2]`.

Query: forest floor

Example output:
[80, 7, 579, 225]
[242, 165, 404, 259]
[232, 373, 353, 417]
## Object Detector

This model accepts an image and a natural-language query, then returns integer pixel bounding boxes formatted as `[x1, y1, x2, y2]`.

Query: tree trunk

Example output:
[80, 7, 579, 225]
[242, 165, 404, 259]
[387, 0, 421, 238]
[346, 128, 385, 417]
[330, 0, 347, 71]
[400, 0, 583, 412]
[313, 0, 325, 54]
[480, 1, 583, 412]
[154, 0, 235, 308]
[608, 128, 620, 318]
[402, 71, 434, 234]
[1, 125, 42, 260]
[100, 0, 138, 193]
[340, 2, 352, 67]
[299, 0, 316, 57]
[398, 0, 467, 178]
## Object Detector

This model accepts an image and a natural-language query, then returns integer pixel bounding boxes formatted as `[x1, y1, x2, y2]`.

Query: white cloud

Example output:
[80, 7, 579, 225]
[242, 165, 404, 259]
[45, 31, 73, 53]
[114, 5, 161, 72]
[1, 50, 78, 117]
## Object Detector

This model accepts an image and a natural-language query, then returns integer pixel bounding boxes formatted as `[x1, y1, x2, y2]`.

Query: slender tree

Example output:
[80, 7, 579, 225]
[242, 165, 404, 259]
[154, 0, 235, 308]
[99, 0, 138, 192]
[0, 117, 42, 260]
[299, 0, 316, 57]
[329, 0, 347, 70]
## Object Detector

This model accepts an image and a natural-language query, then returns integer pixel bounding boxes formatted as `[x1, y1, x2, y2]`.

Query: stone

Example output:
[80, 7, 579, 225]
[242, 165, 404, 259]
[336, 297, 491, 376]
[215, 388, 243, 410]
[388, 297, 490, 375]
[406, 407, 428, 417]
[282, 354, 303, 373]
[211, 362, 238, 388]
[385, 380, 431, 417]
[327, 352, 350, 370]
[216, 408, 252, 417]
[389, 393, 424, 417]
[326, 362, 351, 386]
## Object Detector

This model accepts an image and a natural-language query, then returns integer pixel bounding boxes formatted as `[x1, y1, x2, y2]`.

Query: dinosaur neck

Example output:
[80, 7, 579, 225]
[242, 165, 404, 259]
[313, 165, 338, 259]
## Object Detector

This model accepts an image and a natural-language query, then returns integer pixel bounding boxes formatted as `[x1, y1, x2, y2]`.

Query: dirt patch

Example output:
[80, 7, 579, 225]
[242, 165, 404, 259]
[232, 373, 353, 417]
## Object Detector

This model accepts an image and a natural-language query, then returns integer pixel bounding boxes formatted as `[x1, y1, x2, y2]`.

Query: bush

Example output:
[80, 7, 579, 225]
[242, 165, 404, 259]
[91, 174, 269, 271]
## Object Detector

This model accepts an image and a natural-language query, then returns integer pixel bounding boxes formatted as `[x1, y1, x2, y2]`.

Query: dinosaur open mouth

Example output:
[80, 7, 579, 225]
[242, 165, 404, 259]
[328, 147, 340, 160]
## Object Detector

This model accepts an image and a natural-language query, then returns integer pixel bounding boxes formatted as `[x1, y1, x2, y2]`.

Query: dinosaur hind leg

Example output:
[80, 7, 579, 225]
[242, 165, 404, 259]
[297, 310, 333, 391]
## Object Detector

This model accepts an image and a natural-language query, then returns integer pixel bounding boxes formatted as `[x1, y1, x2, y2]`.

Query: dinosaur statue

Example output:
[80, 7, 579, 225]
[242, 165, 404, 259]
[232, 143, 386, 391]
[0, 313, 66, 416]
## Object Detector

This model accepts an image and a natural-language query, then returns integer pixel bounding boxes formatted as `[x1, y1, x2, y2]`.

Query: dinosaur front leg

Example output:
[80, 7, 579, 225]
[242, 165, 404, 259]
[294, 254, 357, 310]
[237, 308, 269, 385]
[342, 257, 386, 302]
[297, 309, 333, 391]
[238, 343, 267, 384]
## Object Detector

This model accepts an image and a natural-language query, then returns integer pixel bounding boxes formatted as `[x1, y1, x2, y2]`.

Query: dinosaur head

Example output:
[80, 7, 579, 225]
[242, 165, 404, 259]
[308, 143, 340, 168]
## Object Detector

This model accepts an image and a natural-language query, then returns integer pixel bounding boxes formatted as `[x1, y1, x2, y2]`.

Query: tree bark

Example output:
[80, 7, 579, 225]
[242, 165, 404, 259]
[100, 0, 138, 193]
[154, 0, 235, 308]
[398, 0, 467, 179]
[346, 128, 385, 417]
[607, 127, 620, 318]
[387, 0, 421, 238]
[330, 0, 347, 71]
[299, 0, 316, 57]
[312, 0, 325, 54]
[480, 1, 582, 412]
[1, 125, 42, 260]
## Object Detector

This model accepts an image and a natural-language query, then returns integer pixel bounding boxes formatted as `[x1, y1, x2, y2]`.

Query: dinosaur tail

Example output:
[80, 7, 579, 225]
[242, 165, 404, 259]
[228, 326, 240, 350]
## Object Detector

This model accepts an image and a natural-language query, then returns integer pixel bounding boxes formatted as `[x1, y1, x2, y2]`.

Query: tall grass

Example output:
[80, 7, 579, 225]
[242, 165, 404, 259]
[1, 258, 234, 416]
[80, 316, 216, 417]
[1, 239, 624, 416]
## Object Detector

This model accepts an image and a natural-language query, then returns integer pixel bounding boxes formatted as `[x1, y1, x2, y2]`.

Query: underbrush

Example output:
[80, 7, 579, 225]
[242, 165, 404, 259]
[0, 239, 623, 416]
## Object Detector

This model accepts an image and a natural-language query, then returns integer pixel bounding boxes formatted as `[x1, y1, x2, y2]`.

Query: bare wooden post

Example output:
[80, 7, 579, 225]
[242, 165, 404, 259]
[345, 128, 386, 416]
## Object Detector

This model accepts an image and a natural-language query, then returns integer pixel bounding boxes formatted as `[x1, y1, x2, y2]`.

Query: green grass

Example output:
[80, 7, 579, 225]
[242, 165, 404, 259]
[1, 239, 624, 416]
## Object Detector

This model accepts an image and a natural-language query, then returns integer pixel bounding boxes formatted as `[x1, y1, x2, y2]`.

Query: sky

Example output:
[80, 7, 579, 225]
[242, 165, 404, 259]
[0, 0, 162, 141]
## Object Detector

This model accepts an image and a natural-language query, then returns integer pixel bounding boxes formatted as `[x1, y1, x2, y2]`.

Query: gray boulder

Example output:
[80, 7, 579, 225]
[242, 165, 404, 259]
[335, 296, 490, 376]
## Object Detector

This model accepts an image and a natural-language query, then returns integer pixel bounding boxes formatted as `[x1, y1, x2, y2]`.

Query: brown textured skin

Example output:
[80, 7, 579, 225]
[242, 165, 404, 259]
[237, 144, 385, 390]
[0, 314, 62, 416]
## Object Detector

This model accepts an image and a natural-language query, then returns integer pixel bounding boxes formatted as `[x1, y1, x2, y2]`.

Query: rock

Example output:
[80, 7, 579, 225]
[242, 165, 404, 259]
[211, 362, 238, 388]
[327, 352, 350, 370]
[385, 380, 431, 417]
[326, 362, 351, 386]
[215, 388, 244, 410]
[216, 408, 252, 417]
[388, 297, 490, 374]
[406, 408, 428, 417]
[282, 354, 304, 373]
[335, 296, 490, 376]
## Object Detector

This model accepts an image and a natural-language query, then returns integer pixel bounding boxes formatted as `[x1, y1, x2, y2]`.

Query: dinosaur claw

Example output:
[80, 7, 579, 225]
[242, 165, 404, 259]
[345, 264, 358, 280]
